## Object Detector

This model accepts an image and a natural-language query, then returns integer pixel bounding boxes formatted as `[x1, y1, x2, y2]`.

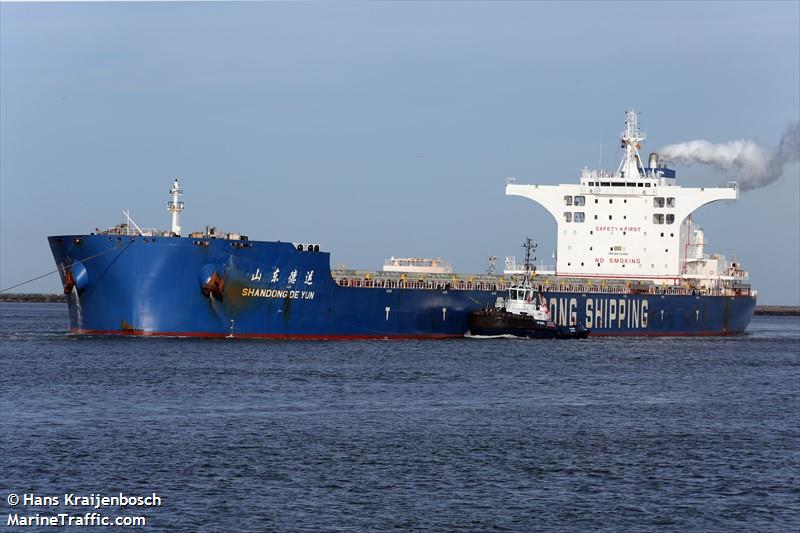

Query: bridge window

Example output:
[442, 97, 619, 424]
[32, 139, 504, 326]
[653, 214, 665, 224]
[574, 212, 585, 223]
[563, 212, 572, 223]
[666, 214, 675, 224]
[574, 195, 586, 206]
[564, 195, 573, 206]
[653, 197, 665, 208]
[666, 197, 676, 207]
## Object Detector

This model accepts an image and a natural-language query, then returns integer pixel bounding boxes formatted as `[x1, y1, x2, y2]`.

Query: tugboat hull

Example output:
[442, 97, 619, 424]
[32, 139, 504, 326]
[468, 309, 590, 339]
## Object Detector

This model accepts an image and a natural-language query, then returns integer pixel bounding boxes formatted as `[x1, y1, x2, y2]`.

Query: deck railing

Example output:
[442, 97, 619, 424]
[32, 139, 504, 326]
[331, 275, 752, 297]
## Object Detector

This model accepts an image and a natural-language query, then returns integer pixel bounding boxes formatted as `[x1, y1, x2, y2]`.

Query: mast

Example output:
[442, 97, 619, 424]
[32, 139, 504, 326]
[616, 109, 647, 179]
[167, 179, 184, 236]
[522, 238, 537, 274]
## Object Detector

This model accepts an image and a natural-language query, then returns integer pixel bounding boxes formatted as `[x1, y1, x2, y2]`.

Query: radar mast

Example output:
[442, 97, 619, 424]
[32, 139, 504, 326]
[617, 110, 647, 179]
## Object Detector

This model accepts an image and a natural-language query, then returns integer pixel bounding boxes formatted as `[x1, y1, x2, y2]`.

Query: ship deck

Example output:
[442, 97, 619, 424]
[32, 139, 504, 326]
[330, 269, 754, 298]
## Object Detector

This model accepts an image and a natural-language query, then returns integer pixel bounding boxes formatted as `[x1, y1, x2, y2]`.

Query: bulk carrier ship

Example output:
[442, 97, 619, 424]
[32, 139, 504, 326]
[48, 111, 756, 338]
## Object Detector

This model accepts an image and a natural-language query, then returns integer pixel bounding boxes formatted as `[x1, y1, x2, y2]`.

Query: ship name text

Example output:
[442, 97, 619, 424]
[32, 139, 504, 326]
[241, 288, 316, 300]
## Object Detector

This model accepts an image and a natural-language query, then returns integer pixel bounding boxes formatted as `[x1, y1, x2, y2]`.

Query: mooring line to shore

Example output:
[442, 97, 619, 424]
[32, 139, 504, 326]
[0, 243, 129, 293]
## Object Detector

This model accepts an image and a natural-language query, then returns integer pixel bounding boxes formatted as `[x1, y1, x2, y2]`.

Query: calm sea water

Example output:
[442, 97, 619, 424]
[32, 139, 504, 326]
[1, 303, 798, 532]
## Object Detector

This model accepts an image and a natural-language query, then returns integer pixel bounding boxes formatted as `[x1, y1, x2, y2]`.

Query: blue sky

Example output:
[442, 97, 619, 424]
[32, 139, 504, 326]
[1, 1, 798, 304]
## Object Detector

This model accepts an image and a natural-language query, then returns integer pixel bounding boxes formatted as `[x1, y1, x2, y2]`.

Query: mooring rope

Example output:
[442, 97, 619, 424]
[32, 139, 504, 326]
[0, 243, 128, 293]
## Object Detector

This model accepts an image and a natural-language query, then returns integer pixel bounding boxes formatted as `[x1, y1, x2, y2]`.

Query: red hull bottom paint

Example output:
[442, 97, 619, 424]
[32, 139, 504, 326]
[590, 331, 745, 337]
[70, 328, 746, 339]
[70, 329, 463, 340]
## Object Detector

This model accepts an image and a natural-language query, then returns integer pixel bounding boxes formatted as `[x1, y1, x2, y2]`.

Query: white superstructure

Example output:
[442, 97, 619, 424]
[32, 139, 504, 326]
[506, 111, 746, 286]
[382, 257, 453, 274]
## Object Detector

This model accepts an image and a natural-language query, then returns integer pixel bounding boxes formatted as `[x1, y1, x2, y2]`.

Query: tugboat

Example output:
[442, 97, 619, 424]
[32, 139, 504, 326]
[468, 283, 590, 339]
[468, 239, 590, 339]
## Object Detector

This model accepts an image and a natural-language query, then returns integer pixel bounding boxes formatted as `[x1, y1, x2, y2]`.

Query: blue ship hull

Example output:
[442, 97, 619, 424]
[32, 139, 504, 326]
[48, 234, 756, 338]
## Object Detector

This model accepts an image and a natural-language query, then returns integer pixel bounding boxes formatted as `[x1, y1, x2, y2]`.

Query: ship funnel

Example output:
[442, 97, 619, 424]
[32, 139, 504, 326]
[648, 152, 660, 168]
